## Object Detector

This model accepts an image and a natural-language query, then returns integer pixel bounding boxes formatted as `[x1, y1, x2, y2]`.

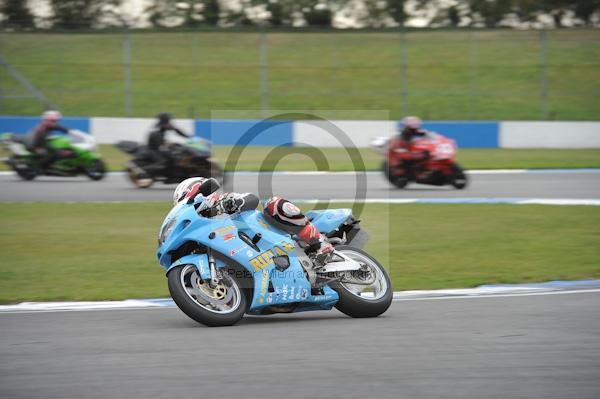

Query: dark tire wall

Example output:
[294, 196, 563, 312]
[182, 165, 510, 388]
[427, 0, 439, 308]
[85, 159, 107, 181]
[329, 245, 393, 318]
[167, 265, 247, 327]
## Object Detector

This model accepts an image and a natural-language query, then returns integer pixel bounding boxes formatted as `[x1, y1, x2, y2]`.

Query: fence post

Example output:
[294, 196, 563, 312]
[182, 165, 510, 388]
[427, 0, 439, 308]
[399, 27, 409, 117]
[259, 30, 269, 118]
[0, 55, 56, 111]
[122, 29, 133, 117]
[539, 29, 550, 119]
[468, 31, 479, 120]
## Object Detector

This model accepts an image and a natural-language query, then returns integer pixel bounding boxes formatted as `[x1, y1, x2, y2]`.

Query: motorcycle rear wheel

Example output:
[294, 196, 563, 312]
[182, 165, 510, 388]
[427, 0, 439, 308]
[330, 246, 393, 318]
[168, 265, 247, 327]
[127, 166, 154, 188]
[383, 161, 408, 189]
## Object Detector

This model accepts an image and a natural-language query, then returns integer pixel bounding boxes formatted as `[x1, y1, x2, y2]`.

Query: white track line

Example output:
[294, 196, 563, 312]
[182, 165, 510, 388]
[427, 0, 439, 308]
[392, 288, 600, 301]
[2, 285, 599, 314]
[4, 198, 600, 205]
[293, 198, 600, 206]
[1, 169, 600, 177]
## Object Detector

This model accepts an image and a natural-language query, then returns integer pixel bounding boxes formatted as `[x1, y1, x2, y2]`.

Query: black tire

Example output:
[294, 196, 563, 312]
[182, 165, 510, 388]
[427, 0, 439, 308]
[329, 245, 393, 318]
[85, 159, 106, 181]
[451, 163, 468, 189]
[390, 175, 408, 189]
[16, 168, 37, 181]
[127, 166, 154, 188]
[11, 158, 37, 181]
[383, 161, 408, 189]
[167, 265, 247, 327]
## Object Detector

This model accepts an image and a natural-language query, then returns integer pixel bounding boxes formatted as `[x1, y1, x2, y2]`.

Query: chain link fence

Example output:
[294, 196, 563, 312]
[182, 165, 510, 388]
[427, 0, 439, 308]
[0, 29, 598, 120]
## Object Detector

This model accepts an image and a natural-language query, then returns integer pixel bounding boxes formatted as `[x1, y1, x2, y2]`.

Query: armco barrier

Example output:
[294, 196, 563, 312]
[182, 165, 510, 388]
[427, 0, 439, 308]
[293, 120, 499, 148]
[90, 117, 194, 144]
[500, 122, 600, 148]
[196, 119, 294, 146]
[1, 116, 598, 148]
[422, 122, 499, 148]
[293, 120, 395, 147]
[0, 116, 90, 135]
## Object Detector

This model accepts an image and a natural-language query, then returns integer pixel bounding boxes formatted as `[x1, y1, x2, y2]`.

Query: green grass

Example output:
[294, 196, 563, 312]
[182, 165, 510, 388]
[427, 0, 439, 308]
[217, 147, 600, 171]
[1, 30, 599, 120]
[2, 145, 599, 172]
[1, 202, 598, 303]
[454, 148, 600, 170]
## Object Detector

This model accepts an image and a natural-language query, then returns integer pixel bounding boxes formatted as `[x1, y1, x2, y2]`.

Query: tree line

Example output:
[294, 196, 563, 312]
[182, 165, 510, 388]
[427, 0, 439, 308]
[1, 0, 598, 30]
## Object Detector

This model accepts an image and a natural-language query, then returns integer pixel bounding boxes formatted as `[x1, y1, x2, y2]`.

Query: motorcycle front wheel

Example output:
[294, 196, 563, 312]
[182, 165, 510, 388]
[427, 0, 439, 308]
[167, 265, 247, 327]
[329, 245, 393, 318]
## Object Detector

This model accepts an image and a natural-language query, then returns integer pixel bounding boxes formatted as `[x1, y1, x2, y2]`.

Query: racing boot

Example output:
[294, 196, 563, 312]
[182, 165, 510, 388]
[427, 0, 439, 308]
[297, 222, 334, 267]
[263, 196, 335, 267]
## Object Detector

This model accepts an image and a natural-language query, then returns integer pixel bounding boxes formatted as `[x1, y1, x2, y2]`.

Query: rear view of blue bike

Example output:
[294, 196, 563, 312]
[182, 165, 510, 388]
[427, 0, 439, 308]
[157, 187, 393, 327]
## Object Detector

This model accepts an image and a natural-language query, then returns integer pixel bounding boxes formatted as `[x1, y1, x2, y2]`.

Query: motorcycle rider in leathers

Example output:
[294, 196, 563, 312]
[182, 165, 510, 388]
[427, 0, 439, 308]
[29, 110, 70, 169]
[173, 177, 334, 265]
[147, 112, 191, 173]
[396, 116, 429, 179]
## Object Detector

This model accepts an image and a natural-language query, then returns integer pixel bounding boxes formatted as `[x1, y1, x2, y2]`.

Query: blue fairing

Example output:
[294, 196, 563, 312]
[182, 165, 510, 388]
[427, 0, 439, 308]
[306, 209, 352, 233]
[166, 253, 211, 280]
[156, 200, 356, 314]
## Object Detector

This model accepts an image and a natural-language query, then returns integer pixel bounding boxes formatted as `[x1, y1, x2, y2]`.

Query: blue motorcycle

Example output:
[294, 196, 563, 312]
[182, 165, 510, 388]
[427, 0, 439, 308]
[157, 189, 393, 327]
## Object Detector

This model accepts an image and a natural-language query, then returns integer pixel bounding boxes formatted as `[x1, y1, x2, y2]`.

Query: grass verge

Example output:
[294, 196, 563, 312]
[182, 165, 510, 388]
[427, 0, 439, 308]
[0, 202, 598, 303]
[1, 30, 599, 120]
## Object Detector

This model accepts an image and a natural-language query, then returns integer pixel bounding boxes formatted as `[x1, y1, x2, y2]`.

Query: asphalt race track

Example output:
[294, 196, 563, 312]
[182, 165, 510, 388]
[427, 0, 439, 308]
[1, 292, 599, 399]
[2, 170, 599, 399]
[1, 170, 600, 202]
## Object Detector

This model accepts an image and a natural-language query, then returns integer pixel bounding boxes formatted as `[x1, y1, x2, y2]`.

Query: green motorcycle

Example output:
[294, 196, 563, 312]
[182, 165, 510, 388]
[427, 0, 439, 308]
[1, 130, 107, 181]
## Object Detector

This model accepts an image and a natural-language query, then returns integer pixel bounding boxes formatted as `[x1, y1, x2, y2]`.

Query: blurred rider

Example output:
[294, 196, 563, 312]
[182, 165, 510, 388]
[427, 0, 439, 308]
[398, 116, 427, 144]
[173, 177, 334, 266]
[147, 112, 191, 171]
[396, 116, 429, 178]
[29, 110, 70, 169]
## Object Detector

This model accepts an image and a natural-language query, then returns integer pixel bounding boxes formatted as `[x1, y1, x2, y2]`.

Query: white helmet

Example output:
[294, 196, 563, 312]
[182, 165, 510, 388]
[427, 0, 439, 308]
[42, 110, 63, 122]
[173, 177, 220, 205]
[402, 116, 422, 130]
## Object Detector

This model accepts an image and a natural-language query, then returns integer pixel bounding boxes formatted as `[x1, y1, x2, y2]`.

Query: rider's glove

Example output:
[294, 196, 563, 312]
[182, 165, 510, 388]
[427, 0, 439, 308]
[220, 193, 242, 214]
[198, 193, 242, 217]
[198, 193, 221, 216]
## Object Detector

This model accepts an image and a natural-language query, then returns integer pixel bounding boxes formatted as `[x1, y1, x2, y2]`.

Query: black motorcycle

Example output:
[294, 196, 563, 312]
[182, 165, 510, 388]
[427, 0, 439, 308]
[116, 138, 224, 188]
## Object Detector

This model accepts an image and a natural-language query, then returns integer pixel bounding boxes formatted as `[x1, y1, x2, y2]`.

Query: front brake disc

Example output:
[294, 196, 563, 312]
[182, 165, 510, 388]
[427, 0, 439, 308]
[190, 272, 234, 306]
